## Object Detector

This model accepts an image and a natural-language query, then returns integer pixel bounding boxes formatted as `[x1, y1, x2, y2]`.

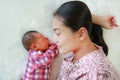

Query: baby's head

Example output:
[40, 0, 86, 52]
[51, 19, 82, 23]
[22, 31, 50, 51]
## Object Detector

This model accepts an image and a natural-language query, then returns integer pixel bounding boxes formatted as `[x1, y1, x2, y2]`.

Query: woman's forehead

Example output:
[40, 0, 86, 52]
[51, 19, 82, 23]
[52, 16, 66, 30]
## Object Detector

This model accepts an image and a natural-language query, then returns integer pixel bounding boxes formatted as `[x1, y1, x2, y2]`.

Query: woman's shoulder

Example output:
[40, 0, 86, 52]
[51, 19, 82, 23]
[76, 50, 119, 79]
[72, 47, 111, 70]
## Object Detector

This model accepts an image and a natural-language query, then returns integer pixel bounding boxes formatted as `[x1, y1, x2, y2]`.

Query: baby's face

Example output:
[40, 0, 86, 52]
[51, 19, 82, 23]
[34, 33, 50, 51]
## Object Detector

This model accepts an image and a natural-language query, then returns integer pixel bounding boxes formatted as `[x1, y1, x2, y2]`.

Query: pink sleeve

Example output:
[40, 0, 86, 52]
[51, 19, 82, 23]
[31, 48, 58, 70]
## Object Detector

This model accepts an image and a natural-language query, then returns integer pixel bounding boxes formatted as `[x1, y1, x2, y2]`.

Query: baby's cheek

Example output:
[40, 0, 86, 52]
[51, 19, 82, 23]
[40, 41, 49, 50]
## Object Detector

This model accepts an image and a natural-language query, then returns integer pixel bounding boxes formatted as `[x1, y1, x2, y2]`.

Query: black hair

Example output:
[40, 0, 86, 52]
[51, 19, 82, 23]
[90, 23, 108, 56]
[22, 31, 39, 51]
[54, 1, 92, 34]
[54, 1, 108, 56]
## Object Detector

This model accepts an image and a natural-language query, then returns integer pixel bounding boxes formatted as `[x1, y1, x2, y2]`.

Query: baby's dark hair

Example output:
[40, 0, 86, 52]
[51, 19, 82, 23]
[90, 23, 108, 56]
[22, 31, 39, 51]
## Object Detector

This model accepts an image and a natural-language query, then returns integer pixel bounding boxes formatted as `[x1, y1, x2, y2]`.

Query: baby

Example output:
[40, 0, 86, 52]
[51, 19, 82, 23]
[22, 31, 58, 80]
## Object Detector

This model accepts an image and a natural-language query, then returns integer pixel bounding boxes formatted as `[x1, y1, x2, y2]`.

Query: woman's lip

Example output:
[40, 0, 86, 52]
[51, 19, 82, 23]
[56, 44, 61, 48]
[57, 45, 61, 48]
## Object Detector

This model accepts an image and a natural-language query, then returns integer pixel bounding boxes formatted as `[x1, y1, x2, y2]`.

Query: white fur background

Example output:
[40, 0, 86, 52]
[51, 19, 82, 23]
[0, 0, 120, 80]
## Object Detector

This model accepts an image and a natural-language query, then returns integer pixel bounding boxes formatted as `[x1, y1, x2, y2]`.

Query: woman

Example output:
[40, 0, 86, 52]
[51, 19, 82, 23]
[52, 1, 119, 80]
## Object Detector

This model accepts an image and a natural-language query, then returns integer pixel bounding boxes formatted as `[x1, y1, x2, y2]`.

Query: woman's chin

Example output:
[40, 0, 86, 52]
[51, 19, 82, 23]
[59, 49, 70, 54]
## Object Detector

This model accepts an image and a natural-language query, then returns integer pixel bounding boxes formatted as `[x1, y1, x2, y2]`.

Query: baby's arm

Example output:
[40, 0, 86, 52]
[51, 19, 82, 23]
[31, 44, 58, 69]
[31, 53, 52, 69]
[49, 43, 58, 57]
[92, 14, 118, 29]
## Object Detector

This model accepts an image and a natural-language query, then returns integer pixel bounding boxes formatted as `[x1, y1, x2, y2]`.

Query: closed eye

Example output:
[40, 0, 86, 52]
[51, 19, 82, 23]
[56, 33, 61, 36]
[53, 28, 61, 36]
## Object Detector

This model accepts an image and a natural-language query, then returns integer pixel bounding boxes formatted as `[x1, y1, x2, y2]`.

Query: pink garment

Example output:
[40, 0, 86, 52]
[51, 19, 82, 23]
[57, 45, 119, 80]
[23, 44, 58, 80]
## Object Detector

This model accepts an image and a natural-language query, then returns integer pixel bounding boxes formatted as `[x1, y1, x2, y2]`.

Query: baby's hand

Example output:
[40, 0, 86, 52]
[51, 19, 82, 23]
[49, 43, 57, 50]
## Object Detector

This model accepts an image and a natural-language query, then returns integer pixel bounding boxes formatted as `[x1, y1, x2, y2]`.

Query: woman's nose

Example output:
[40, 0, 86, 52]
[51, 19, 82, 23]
[54, 35, 58, 43]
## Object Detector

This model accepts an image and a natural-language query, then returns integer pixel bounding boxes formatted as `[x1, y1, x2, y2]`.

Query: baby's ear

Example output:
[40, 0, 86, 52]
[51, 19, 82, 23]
[31, 43, 37, 50]
[78, 27, 87, 40]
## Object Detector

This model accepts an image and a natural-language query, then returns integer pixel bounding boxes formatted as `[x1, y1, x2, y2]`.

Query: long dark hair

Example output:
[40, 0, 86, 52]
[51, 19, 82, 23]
[90, 23, 108, 56]
[54, 1, 108, 56]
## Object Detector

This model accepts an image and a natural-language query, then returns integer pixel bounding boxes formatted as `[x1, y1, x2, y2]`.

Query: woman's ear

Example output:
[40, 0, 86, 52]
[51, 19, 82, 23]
[78, 27, 87, 40]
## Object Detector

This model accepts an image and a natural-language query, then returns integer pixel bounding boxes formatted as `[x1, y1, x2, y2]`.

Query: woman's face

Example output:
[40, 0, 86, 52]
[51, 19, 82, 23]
[52, 16, 79, 54]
